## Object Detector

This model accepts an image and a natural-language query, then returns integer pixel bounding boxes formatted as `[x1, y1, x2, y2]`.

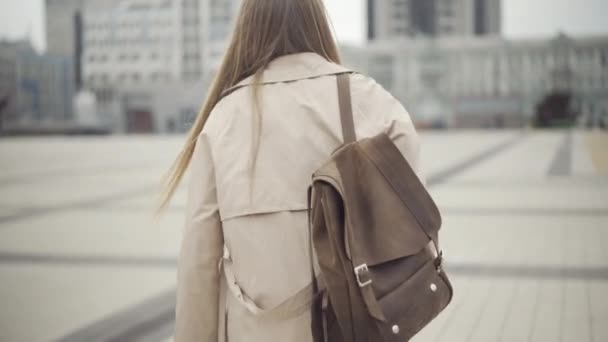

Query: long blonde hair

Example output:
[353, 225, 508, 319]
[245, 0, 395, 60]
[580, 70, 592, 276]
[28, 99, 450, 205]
[155, 0, 341, 215]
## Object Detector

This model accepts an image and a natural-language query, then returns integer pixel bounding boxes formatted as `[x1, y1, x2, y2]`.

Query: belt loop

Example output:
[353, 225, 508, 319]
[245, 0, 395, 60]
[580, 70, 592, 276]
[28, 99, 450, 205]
[219, 245, 231, 271]
[223, 245, 231, 261]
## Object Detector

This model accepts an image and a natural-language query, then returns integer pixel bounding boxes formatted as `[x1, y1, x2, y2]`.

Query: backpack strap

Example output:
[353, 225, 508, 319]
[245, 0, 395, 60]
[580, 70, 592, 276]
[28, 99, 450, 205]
[307, 72, 356, 291]
[308, 185, 330, 342]
[337, 73, 357, 144]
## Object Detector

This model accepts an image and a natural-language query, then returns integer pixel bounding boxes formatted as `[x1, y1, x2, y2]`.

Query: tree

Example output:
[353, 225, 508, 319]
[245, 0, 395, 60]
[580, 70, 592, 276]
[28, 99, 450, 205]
[534, 91, 578, 128]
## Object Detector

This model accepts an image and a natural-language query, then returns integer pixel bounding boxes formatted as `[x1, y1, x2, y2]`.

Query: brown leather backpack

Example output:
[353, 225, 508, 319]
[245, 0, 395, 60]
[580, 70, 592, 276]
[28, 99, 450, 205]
[307, 73, 453, 342]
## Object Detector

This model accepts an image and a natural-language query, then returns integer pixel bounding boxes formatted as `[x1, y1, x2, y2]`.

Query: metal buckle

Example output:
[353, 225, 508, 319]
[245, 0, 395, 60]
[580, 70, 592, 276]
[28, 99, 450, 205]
[354, 264, 372, 287]
[434, 250, 444, 272]
[426, 242, 444, 272]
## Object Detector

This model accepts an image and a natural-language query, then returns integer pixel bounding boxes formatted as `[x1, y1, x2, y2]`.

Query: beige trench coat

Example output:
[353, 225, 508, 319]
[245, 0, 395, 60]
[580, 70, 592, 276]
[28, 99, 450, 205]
[174, 52, 425, 342]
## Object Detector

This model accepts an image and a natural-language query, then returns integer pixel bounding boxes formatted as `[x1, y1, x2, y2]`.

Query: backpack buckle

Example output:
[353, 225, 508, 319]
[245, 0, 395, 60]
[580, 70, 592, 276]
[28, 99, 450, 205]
[434, 250, 444, 272]
[354, 264, 372, 287]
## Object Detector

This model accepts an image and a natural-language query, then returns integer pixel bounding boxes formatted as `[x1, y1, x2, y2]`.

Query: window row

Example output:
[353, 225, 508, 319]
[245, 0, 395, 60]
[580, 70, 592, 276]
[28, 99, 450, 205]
[85, 37, 174, 46]
[86, 53, 169, 63]
[86, 20, 174, 31]
[86, 72, 173, 84]
[448, 50, 608, 72]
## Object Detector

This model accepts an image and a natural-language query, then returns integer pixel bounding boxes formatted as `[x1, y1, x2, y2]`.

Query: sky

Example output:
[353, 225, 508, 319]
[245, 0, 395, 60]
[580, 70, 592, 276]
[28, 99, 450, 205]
[1, 0, 607, 53]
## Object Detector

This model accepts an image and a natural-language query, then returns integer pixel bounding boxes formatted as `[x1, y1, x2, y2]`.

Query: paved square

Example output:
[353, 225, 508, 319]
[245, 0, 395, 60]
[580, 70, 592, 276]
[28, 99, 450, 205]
[0, 129, 606, 342]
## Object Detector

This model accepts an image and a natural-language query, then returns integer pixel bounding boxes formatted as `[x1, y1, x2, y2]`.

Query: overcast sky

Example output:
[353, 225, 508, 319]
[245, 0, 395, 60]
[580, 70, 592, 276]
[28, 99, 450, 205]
[1, 0, 607, 52]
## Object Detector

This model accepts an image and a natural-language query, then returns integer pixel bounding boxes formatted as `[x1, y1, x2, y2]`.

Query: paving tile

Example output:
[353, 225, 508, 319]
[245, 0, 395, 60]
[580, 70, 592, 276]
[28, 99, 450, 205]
[585, 132, 608, 175]
[589, 280, 608, 342]
[528, 279, 563, 342]
[436, 277, 496, 342]
[562, 279, 592, 342]
[467, 279, 518, 342]
[572, 131, 597, 176]
[498, 279, 541, 342]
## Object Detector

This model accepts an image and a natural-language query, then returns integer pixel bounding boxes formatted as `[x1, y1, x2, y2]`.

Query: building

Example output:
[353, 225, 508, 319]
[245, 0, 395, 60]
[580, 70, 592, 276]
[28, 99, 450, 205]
[114, 81, 207, 133]
[201, 0, 240, 75]
[0, 41, 20, 131]
[46, 0, 83, 57]
[46, 0, 125, 56]
[367, 0, 501, 40]
[45, 0, 123, 88]
[82, 0, 239, 86]
[77, 0, 239, 133]
[181, 0, 205, 81]
[0, 39, 75, 133]
[82, 0, 184, 87]
[80, 0, 198, 133]
[473, 0, 500, 36]
[47, 0, 607, 132]
[342, 34, 608, 128]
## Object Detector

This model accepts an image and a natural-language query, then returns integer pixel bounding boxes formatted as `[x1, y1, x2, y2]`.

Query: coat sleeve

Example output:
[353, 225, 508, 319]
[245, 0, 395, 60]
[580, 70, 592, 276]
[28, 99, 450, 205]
[174, 130, 224, 342]
[350, 73, 427, 186]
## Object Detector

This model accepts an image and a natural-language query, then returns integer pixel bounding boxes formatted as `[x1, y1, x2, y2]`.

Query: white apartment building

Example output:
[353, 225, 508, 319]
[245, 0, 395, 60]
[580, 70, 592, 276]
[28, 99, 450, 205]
[367, 0, 501, 40]
[202, 0, 240, 74]
[82, 0, 183, 87]
[80, 0, 240, 132]
[343, 34, 608, 128]
[82, 0, 239, 88]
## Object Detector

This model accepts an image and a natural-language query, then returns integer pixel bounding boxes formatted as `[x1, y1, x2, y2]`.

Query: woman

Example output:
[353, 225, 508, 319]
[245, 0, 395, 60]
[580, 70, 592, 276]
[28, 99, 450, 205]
[157, 0, 424, 341]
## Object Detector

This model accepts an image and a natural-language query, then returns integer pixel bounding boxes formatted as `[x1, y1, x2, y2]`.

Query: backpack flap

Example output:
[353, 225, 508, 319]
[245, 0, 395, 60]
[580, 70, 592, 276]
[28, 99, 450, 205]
[332, 134, 441, 268]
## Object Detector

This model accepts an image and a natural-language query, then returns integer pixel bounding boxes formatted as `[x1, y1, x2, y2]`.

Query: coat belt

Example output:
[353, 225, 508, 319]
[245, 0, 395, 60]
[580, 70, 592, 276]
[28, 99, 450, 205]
[220, 245, 315, 320]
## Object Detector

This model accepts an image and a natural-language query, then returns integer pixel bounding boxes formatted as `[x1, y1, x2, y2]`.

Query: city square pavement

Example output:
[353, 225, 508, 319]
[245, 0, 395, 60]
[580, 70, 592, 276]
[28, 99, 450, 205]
[0, 129, 606, 342]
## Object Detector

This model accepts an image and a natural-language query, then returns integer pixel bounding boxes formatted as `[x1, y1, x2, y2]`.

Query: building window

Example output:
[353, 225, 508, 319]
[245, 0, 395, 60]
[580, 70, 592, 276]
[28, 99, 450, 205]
[474, 0, 487, 35]
[370, 55, 394, 90]
[368, 0, 376, 40]
[180, 107, 197, 129]
[440, 24, 453, 33]
[439, 1, 454, 16]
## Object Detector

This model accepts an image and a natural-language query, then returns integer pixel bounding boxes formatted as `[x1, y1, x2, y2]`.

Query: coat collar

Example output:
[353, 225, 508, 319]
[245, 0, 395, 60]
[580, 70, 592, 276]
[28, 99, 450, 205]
[223, 52, 352, 95]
